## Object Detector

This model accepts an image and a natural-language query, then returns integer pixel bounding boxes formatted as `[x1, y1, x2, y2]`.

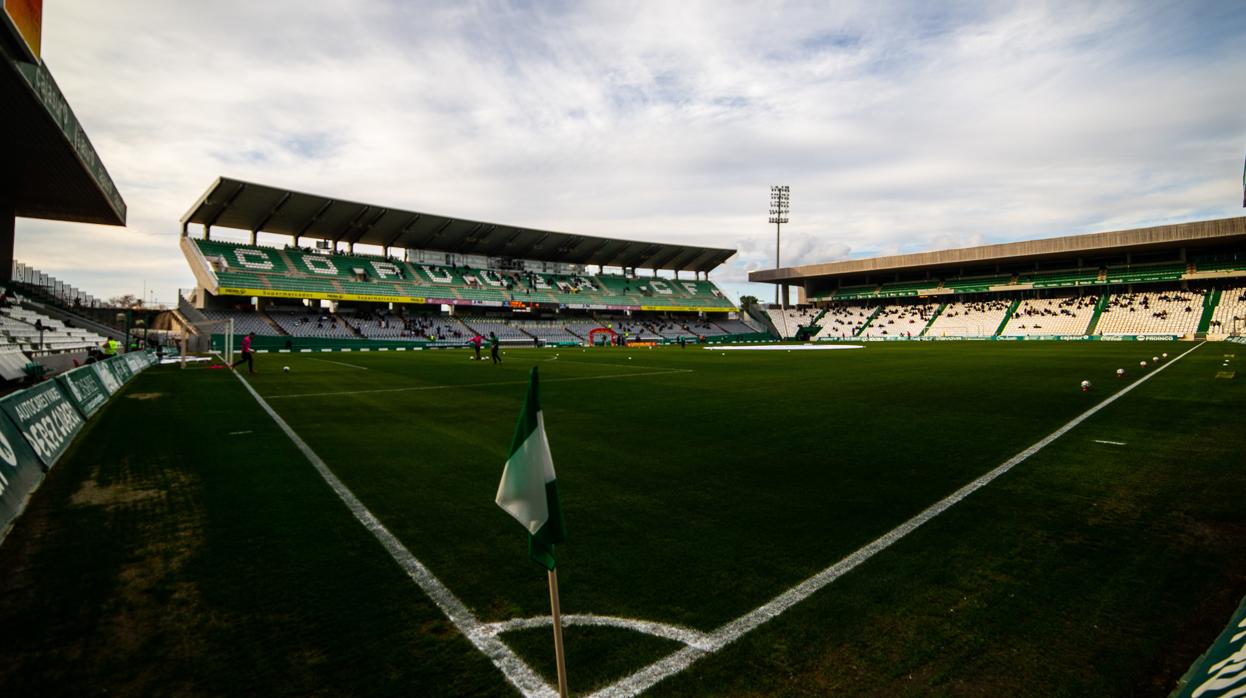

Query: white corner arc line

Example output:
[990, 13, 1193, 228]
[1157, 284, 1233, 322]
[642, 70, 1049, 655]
[263, 368, 693, 400]
[229, 369, 557, 698]
[480, 614, 714, 651]
[586, 341, 1206, 698]
[309, 357, 369, 370]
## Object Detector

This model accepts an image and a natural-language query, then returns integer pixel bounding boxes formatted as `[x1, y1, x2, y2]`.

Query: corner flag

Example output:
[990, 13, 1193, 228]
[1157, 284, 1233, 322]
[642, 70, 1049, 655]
[496, 367, 566, 570]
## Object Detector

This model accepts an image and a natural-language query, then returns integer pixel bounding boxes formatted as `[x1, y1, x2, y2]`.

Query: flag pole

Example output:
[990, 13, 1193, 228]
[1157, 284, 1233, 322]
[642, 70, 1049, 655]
[548, 568, 570, 698]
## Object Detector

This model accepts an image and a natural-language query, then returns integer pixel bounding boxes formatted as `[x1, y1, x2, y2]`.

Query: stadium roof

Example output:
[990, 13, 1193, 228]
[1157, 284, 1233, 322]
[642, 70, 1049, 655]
[750, 216, 1246, 283]
[0, 48, 126, 225]
[181, 177, 736, 273]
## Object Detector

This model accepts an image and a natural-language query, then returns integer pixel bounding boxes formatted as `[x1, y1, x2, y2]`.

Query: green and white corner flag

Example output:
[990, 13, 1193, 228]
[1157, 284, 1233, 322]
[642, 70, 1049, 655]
[496, 367, 566, 571]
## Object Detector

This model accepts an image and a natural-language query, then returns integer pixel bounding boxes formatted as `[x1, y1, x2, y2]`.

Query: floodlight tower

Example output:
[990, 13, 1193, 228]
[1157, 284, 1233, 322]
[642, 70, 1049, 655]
[769, 185, 790, 305]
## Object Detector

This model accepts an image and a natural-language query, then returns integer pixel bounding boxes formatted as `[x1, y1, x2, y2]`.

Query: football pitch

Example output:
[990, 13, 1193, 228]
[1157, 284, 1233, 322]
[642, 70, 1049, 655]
[2, 341, 1244, 696]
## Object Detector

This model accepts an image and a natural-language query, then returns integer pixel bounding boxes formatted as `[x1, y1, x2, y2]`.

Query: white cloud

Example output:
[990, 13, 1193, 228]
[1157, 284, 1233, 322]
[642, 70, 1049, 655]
[17, 0, 1246, 306]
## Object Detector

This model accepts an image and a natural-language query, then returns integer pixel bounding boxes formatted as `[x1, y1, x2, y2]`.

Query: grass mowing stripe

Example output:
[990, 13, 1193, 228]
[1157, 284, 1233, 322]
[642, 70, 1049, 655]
[263, 368, 694, 399]
[308, 357, 369, 370]
[229, 368, 558, 698]
[586, 341, 1206, 698]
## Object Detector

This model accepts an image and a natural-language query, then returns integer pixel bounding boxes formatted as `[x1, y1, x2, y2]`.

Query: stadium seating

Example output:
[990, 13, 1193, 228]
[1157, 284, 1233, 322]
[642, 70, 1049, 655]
[999, 295, 1098, 336]
[1194, 259, 1246, 274]
[766, 307, 819, 338]
[194, 239, 734, 310]
[813, 304, 876, 339]
[0, 306, 108, 352]
[924, 299, 1012, 337]
[1209, 286, 1246, 335]
[267, 310, 358, 339]
[941, 274, 1011, 292]
[458, 318, 532, 343]
[1023, 268, 1102, 288]
[510, 320, 584, 344]
[340, 310, 425, 340]
[202, 308, 280, 336]
[858, 303, 937, 337]
[877, 279, 939, 297]
[713, 319, 756, 335]
[1095, 290, 1204, 336]
[1103, 262, 1186, 284]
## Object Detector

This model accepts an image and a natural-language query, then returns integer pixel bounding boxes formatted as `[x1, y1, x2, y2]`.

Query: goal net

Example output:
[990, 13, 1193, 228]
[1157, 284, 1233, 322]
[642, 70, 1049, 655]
[180, 319, 235, 366]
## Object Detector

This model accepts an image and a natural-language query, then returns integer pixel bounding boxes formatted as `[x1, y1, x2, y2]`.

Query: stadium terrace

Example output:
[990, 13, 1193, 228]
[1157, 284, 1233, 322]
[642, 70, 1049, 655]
[178, 178, 762, 349]
[752, 216, 1246, 342]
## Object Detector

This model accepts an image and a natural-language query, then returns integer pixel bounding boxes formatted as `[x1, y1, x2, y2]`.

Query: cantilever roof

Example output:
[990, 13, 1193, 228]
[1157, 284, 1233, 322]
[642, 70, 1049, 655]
[1, 49, 126, 225]
[750, 216, 1246, 283]
[181, 177, 735, 273]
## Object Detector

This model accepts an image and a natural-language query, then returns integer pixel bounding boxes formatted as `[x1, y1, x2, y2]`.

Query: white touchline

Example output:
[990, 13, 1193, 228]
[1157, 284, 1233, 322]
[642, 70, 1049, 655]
[1093, 440, 1127, 446]
[263, 368, 693, 400]
[585, 341, 1206, 698]
[309, 357, 369, 370]
[230, 369, 559, 698]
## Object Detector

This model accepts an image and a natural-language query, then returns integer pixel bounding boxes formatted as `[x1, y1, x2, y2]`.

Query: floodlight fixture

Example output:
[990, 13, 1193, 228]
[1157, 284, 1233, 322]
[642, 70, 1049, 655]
[768, 185, 790, 305]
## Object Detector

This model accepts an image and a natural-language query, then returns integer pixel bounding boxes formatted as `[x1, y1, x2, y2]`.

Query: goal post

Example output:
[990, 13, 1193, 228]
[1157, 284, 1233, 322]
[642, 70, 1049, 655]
[181, 318, 234, 366]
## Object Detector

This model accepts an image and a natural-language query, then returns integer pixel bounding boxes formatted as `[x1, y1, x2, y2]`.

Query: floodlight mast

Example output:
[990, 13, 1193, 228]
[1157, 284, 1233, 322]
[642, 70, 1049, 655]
[769, 185, 790, 306]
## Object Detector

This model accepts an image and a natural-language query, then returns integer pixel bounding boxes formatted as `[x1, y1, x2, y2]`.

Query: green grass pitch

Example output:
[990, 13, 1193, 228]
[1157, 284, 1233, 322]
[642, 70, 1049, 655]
[1, 341, 1244, 696]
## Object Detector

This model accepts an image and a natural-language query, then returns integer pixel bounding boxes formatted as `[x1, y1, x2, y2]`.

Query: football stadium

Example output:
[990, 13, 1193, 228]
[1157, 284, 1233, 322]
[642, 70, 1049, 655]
[3, 3, 1246, 697]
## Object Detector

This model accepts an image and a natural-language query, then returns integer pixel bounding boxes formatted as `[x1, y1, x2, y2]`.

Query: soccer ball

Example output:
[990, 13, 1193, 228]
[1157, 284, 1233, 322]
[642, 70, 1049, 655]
[1080, 380, 1091, 392]
[1152, 356, 1158, 362]
[1140, 360, 1147, 368]
[283, 366, 290, 373]
[1116, 368, 1125, 378]
[1162, 352, 1168, 358]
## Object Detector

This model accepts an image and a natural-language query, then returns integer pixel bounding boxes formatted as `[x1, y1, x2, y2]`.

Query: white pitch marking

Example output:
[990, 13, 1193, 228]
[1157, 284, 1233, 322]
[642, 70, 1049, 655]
[263, 369, 693, 400]
[586, 341, 1206, 698]
[707, 344, 864, 351]
[231, 369, 557, 698]
[228, 430, 253, 435]
[309, 357, 369, 370]
[541, 358, 669, 370]
[1093, 439, 1127, 446]
[480, 614, 714, 651]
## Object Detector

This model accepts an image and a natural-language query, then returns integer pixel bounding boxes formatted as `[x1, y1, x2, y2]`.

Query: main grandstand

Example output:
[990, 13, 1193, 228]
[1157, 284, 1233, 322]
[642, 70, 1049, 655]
[177, 178, 762, 348]
[752, 216, 1246, 342]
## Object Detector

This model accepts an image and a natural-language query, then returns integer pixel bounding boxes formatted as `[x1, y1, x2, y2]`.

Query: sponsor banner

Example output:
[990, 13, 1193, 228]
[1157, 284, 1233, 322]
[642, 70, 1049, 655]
[0, 379, 85, 469]
[92, 360, 121, 395]
[639, 305, 738, 313]
[0, 400, 44, 541]
[56, 365, 108, 418]
[217, 286, 429, 305]
[108, 355, 133, 383]
[123, 352, 146, 374]
[1174, 593, 1246, 698]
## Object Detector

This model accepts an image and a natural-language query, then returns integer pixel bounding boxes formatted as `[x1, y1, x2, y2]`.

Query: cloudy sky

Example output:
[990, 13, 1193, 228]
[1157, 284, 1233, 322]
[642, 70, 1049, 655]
[15, 0, 1246, 305]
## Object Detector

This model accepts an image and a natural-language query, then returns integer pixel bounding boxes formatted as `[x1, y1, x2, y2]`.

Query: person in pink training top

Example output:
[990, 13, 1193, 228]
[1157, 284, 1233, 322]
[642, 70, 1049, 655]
[232, 332, 256, 373]
[468, 333, 483, 360]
